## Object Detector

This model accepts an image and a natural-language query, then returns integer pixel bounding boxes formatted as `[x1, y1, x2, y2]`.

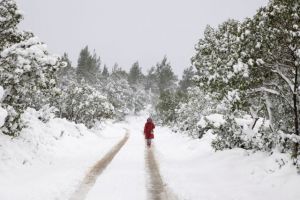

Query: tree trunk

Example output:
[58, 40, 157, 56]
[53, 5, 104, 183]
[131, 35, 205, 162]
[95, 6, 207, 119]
[292, 64, 299, 159]
[264, 92, 275, 132]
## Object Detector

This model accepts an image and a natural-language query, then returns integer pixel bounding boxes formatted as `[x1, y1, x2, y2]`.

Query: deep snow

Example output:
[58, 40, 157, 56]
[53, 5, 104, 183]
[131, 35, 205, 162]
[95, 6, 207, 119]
[85, 115, 148, 200]
[0, 109, 125, 200]
[155, 126, 300, 200]
[1, 110, 300, 200]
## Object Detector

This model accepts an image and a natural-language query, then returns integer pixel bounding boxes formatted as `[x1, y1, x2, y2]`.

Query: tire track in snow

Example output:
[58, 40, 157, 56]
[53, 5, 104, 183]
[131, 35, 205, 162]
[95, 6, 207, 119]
[69, 131, 129, 200]
[146, 147, 178, 200]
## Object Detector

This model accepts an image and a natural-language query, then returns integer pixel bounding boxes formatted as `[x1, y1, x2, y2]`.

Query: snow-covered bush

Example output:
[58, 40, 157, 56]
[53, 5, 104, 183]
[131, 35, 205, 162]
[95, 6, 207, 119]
[0, 0, 64, 136]
[0, 37, 64, 136]
[103, 73, 137, 119]
[58, 81, 114, 128]
[0, 0, 23, 50]
[191, 0, 300, 159]
[36, 104, 57, 123]
[172, 87, 218, 138]
[0, 86, 7, 128]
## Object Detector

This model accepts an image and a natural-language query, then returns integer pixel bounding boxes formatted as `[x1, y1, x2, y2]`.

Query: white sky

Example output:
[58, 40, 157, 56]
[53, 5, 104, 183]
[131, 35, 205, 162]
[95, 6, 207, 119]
[15, 0, 268, 76]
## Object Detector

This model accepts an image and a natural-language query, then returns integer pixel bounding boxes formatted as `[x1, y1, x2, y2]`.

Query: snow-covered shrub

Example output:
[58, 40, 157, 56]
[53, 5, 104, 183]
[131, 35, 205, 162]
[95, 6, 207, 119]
[0, 1, 64, 136]
[210, 114, 278, 152]
[0, 36, 64, 136]
[0, 0, 23, 50]
[191, 0, 300, 159]
[103, 74, 135, 119]
[0, 86, 7, 128]
[211, 115, 245, 150]
[156, 90, 183, 124]
[59, 81, 114, 128]
[36, 104, 57, 123]
[172, 87, 218, 138]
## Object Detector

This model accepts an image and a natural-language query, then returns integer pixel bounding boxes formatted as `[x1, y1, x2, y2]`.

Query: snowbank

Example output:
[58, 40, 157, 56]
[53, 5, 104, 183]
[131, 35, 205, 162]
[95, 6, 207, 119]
[0, 108, 125, 200]
[198, 113, 226, 128]
[154, 126, 300, 200]
[0, 86, 7, 127]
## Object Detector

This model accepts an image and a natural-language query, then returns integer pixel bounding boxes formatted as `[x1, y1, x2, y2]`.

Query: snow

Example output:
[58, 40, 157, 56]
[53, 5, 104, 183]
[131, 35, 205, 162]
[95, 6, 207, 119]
[296, 49, 300, 58]
[0, 86, 7, 127]
[233, 60, 249, 77]
[1, 111, 300, 200]
[245, 29, 251, 35]
[155, 126, 300, 200]
[0, 106, 7, 127]
[0, 86, 4, 100]
[85, 115, 147, 200]
[0, 108, 125, 200]
[198, 113, 226, 128]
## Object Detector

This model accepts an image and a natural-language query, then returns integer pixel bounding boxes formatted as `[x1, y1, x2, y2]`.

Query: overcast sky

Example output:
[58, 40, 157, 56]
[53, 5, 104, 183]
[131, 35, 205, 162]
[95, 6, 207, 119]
[15, 0, 268, 76]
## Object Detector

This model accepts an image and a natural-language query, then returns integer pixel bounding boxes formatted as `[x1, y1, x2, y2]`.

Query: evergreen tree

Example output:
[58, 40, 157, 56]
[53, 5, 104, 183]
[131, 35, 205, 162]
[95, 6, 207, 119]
[102, 65, 109, 77]
[0, 38, 64, 135]
[179, 66, 195, 93]
[128, 61, 143, 86]
[241, 0, 300, 158]
[111, 63, 128, 80]
[0, 0, 23, 51]
[76, 46, 101, 84]
[57, 53, 75, 88]
[145, 66, 158, 92]
[155, 56, 178, 94]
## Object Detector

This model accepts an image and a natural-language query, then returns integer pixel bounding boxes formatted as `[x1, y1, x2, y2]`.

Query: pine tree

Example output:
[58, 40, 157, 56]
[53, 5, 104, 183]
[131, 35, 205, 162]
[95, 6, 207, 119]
[76, 46, 101, 85]
[0, 37, 64, 135]
[0, 0, 23, 51]
[57, 53, 75, 88]
[179, 66, 195, 93]
[242, 0, 300, 158]
[155, 56, 178, 94]
[128, 61, 143, 86]
[145, 67, 157, 92]
[0, 0, 65, 136]
[102, 65, 109, 77]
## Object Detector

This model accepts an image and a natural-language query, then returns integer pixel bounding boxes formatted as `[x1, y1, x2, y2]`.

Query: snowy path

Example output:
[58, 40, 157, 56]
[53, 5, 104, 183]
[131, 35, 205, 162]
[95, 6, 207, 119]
[146, 146, 178, 200]
[2, 113, 298, 200]
[84, 115, 176, 200]
[69, 131, 129, 200]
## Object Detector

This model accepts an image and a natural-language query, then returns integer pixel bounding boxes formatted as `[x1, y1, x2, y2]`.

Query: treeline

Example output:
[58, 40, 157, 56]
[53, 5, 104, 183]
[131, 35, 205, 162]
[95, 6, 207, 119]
[56, 48, 179, 127]
[156, 0, 300, 162]
[0, 0, 180, 136]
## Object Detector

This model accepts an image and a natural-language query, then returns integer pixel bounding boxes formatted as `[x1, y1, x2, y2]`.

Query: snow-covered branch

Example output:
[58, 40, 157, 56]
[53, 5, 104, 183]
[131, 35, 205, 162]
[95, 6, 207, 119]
[271, 66, 294, 93]
[250, 87, 280, 95]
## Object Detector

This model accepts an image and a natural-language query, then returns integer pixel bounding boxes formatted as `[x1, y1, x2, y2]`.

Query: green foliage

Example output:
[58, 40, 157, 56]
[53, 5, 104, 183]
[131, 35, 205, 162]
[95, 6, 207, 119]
[76, 46, 101, 85]
[156, 57, 178, 94]
[0, 3, 64, 136]
[102, 65, 109, 77]
[190, 0, 300, 158]
[59, 81, 114, 128]
[128, 61, 143, 86]
[179, 66, 195, 93]
[156, 90, 181, 124]
[0, 0, 23, 51]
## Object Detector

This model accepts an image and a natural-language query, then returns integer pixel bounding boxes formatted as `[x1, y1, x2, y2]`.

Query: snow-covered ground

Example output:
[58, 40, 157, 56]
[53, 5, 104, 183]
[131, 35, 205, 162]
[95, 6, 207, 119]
[85, 115, 147, 200]
[155, 126, 300, 200]
[0, 109, 125, 200]
[1, 111, 300, 200]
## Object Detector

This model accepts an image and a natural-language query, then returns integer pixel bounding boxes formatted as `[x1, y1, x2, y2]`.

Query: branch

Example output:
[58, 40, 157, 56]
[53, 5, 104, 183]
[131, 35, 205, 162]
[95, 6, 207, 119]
[250, 87, 280, 95]
[272, 67, 294, 93]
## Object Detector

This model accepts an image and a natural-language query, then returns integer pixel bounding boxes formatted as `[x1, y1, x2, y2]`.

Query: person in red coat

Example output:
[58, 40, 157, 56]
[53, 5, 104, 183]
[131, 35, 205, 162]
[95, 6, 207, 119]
[144, 117, 155, 147]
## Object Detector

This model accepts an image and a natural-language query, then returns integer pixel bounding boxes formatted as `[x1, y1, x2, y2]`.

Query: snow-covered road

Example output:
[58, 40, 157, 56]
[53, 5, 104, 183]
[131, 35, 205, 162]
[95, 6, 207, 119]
[84, 115, 172, 200]
[1, 113, 300, 200]
[70, 131, 129, 200]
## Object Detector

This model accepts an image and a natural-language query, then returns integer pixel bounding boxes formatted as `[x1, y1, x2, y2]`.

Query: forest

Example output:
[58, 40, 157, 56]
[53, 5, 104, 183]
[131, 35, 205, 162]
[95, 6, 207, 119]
[0, 0, 300, 199]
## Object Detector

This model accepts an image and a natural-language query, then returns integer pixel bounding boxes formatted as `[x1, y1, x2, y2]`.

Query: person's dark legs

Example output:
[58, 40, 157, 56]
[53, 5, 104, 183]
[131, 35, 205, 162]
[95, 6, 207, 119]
[147, 139, 151, 147]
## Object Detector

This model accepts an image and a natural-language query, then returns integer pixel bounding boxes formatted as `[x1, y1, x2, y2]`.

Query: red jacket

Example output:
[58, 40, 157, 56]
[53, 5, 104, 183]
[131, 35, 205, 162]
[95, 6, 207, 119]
[144, 121, 155, 139]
